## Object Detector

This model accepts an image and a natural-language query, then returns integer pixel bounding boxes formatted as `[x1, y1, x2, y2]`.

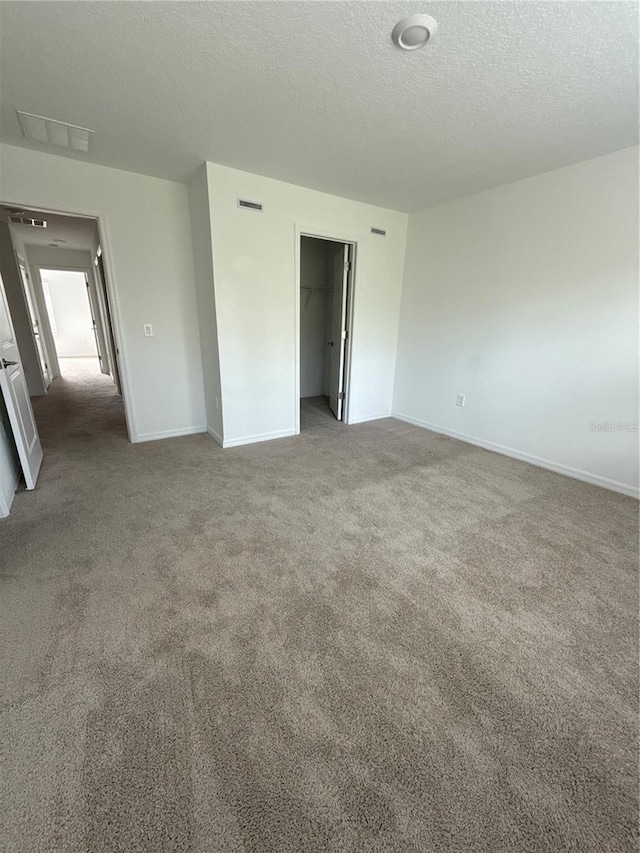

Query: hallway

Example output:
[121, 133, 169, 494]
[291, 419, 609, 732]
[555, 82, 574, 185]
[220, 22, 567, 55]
[31, 357, 127, 449]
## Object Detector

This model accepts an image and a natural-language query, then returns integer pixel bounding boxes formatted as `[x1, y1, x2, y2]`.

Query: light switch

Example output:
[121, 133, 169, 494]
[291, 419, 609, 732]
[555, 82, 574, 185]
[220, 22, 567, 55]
[144, 324, 153, 337]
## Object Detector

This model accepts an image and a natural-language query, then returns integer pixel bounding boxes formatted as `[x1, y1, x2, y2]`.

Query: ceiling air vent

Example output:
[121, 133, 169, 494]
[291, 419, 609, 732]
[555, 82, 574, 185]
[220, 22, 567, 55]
[17, 111, 94, 152]
[10, 216, 47, 227]
[371, 227, 386, 236]
[237, 198, 263, 212]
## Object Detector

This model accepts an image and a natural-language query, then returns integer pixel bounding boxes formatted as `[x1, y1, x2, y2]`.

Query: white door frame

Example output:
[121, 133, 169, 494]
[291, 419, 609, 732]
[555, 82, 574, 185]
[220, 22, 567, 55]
[294, 225, 359, 435]
[0, 199, 135, 442]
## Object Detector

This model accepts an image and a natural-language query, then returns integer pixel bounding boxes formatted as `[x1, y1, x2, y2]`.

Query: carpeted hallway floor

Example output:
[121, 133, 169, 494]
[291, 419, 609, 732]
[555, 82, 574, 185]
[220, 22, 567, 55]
[1, 360, 638, 852]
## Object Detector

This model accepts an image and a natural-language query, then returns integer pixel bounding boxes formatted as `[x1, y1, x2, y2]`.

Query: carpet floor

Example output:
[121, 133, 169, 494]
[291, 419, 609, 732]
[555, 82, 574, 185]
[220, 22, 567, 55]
[1, 360, 638, 852]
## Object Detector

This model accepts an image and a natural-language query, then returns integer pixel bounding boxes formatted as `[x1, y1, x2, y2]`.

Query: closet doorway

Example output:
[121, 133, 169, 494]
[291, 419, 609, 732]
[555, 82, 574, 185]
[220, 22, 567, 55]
[298, 234, 355, 429]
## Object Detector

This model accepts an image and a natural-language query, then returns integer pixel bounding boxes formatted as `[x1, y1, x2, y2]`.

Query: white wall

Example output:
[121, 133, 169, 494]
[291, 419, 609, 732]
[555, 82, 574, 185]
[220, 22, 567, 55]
[0, 144, 206, 442]
[206, 162, 408, 445]
[300, 237, 333, 398]
[40, 269, 97, 357]
[393, 147, 639, 497]
[188, 164, 223, 443]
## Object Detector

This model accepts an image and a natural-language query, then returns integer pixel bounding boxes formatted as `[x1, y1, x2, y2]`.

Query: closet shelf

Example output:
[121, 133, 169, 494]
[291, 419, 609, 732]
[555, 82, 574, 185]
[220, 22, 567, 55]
[301, 285, 332, 308]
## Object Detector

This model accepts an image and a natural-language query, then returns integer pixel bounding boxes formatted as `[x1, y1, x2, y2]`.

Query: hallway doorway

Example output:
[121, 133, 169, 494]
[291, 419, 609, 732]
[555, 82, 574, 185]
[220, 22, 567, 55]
[0, 202, 131, 509]
[39, 268, 101, 376]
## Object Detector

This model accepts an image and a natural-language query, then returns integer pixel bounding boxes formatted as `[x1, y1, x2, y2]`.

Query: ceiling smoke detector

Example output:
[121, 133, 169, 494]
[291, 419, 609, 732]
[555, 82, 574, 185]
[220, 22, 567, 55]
[392, 14, 438, 51]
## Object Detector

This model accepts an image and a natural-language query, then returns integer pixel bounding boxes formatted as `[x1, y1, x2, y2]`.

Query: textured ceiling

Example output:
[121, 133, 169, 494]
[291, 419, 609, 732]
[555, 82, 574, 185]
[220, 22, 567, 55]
[2, 207, 97, 252]
[0, 1, 637, 212]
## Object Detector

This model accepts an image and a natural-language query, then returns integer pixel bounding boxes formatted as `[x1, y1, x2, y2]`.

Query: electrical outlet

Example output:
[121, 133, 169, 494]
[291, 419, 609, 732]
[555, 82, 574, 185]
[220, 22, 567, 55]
[215, 396, 220, 411]
[143, 324, 153, 337]
[456, 393, 465, 407]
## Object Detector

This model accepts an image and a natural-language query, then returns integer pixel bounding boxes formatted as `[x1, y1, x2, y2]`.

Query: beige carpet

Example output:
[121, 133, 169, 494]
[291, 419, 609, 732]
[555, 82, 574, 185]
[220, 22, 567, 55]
[1, 360, 638, 852]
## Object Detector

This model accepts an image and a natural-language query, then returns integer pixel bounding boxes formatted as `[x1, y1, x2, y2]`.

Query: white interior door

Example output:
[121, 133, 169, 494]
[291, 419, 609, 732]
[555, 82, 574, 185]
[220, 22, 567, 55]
[0, 395, 20, 517]
[328, 243, 350, 420]
[94, 253, 121, 392]
[0, 269, 43, 490]
[85, 273, 110, 375]
[17, 255, 50, 387]
[34, 271, 61, 379]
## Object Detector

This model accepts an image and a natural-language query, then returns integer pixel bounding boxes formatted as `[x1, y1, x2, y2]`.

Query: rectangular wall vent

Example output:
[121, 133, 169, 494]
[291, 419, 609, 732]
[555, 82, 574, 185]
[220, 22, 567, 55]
[371, 227, 386, 236]
[237, 198, 263, 212]
[10, 216, 47, 227]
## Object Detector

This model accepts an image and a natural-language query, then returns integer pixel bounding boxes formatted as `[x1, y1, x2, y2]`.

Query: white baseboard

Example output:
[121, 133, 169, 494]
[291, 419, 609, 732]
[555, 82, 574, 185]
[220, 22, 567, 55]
[222, 428, 297, 449]
[206, 426, 224, 447]
[132, 425, 207, 444]
[348, 411, 391, 425]
[392, 412, 639, 499]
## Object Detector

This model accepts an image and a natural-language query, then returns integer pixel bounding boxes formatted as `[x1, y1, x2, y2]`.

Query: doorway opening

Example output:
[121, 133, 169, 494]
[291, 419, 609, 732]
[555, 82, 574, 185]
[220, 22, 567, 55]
[298, 234, 355, 431]
[0, 203, 130, 504]
[39, 268, 101, 379]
